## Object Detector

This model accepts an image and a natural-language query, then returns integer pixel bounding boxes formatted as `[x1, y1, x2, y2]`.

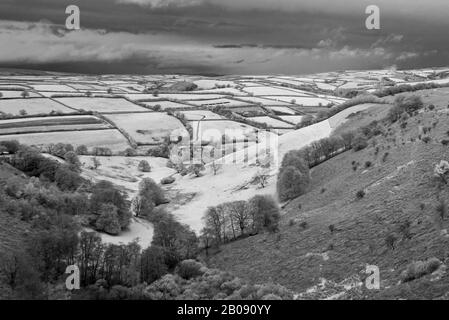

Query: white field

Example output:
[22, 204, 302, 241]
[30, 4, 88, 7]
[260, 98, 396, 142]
[0, 115, 110, 135]
[140, 100, 194, 110]
[179, 110, 224, 121]
[278, 115, 304, 124]
[0, 98, 73, 115]
[265, 106, 297, 115]
[247, 116, 293, 128]
[196, 88, 243, 95]
[190, 120, 259, 143]
[0, 129, 130, 152]
[267, 96, 333, 106]
[193, 79, 236, 89]
[187, 98, 251, 108]
[105, 112, 189, 145]
[39, 92, 86, 98]
[243, 86, 312, 96]
[31, 84, 78, 92]
[158, 93, 225, 101]
[236, 96, 295, 106]
[54, 97, 147, 113]
[0, 91, 41, 98]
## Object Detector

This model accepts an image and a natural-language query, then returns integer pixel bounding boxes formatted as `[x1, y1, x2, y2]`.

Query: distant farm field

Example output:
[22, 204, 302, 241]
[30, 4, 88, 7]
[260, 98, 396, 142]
[54, 97, 147, 113]
[191, 120, 259, 143]
[0, 115, 110, 135]
[278, 115, 304, 124]
[0, 129, 130, 152]
[140, 100, 194, 110]
[266, 96, 333, 106]
[179, 110, 224, 121]
[0, 98, 73, 115]
[247, 116, 293, 128]
[243, 86, 312, 96]
[187, 98, 251, 108]
[0, 91, 41, 99]
[31, 84, 78, 92]
[104, 112, 189, 145]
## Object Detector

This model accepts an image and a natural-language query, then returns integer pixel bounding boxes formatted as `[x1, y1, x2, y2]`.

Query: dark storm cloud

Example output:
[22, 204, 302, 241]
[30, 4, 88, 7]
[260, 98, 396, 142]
[0, 0, 448, 74]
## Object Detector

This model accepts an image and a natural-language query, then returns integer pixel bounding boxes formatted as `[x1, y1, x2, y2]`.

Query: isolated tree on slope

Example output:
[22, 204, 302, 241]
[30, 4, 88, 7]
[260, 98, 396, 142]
[138, 160, 151, 172]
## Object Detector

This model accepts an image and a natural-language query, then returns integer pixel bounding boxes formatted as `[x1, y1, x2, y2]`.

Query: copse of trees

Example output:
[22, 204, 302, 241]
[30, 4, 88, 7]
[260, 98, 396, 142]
[89, 180, 132, 232]
[132, 178, 166, 221]
[277, 150, 311, 202]
[387, 94, 424, 123]
[201, 195, 280, 249]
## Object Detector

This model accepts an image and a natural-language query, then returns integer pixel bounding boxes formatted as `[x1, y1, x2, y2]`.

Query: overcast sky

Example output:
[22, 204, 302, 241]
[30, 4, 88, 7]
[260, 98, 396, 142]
[0, 0, 447, 75]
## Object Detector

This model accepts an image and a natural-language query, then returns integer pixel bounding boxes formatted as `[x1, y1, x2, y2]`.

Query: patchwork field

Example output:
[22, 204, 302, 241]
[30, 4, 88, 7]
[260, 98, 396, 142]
[0, 129, 130, 152]
[247, 116, 294, 128]
[190, 120, 260, 143]
[0, 98, 73, 115]
[54, 97, 147, 113]
[104, 112, 189, 145]
[0, 115, 110, 135]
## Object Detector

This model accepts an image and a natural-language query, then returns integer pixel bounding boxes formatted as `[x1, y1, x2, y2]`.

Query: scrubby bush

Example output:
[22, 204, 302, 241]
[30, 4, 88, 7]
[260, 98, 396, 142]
[0, 140, 20, 154]
[138, 160, 151, 172]
[356, 190, 365, 199]
[400, 258, 442, 282]
[161, 176, 175, 185]
[434, 160, 449, 184]
[351, 134, 368, 151]
[75, 144, 88, 155]
[124, 148, 137, 157]
[175, 260, 204, 280]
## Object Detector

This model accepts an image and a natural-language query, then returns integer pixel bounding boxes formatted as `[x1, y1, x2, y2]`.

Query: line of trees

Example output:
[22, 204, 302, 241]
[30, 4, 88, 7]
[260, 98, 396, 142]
[201, 195, 281, 250]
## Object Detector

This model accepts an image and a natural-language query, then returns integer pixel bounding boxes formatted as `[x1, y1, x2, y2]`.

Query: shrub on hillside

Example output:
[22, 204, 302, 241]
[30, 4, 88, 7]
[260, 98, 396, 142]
[75, 144, 88, 155]
[175, 260, 204, 280]
[388, 94, 424, 122]
[0, 140, 20, 154]
[351, 134, 368, 151]
[356, 190, 366, 199]
[161, 176, 175, 185]
[138, 160, 151, 172]
[400, 258, 442, 282]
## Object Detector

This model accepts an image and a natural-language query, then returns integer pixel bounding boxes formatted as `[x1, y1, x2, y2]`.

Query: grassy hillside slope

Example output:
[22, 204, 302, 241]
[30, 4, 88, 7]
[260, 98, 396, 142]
[207, 88, 449, 299]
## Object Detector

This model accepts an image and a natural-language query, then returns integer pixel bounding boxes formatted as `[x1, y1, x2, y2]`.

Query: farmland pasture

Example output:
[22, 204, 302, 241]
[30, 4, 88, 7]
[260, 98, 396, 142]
[247, 116, 294, 128]
[0, 129, 130, 152]
[0, 91, 41, 98]
[0, 98, 73, 115]
[0, 115, 110, 135]
[243, 86, 312, 96]
[104, 112, 189, 145]
[187, 98, 252, 108]
[266, 96, 333, 106]
[190, 120, 259, 143]
[278, 115, 304, 124]
[31, 84, 78, 92]
[179, 110, 224, 120]
[54, 97, 147, 113]
[140, 100, 194, 110]
[265, 106, 297, 115]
